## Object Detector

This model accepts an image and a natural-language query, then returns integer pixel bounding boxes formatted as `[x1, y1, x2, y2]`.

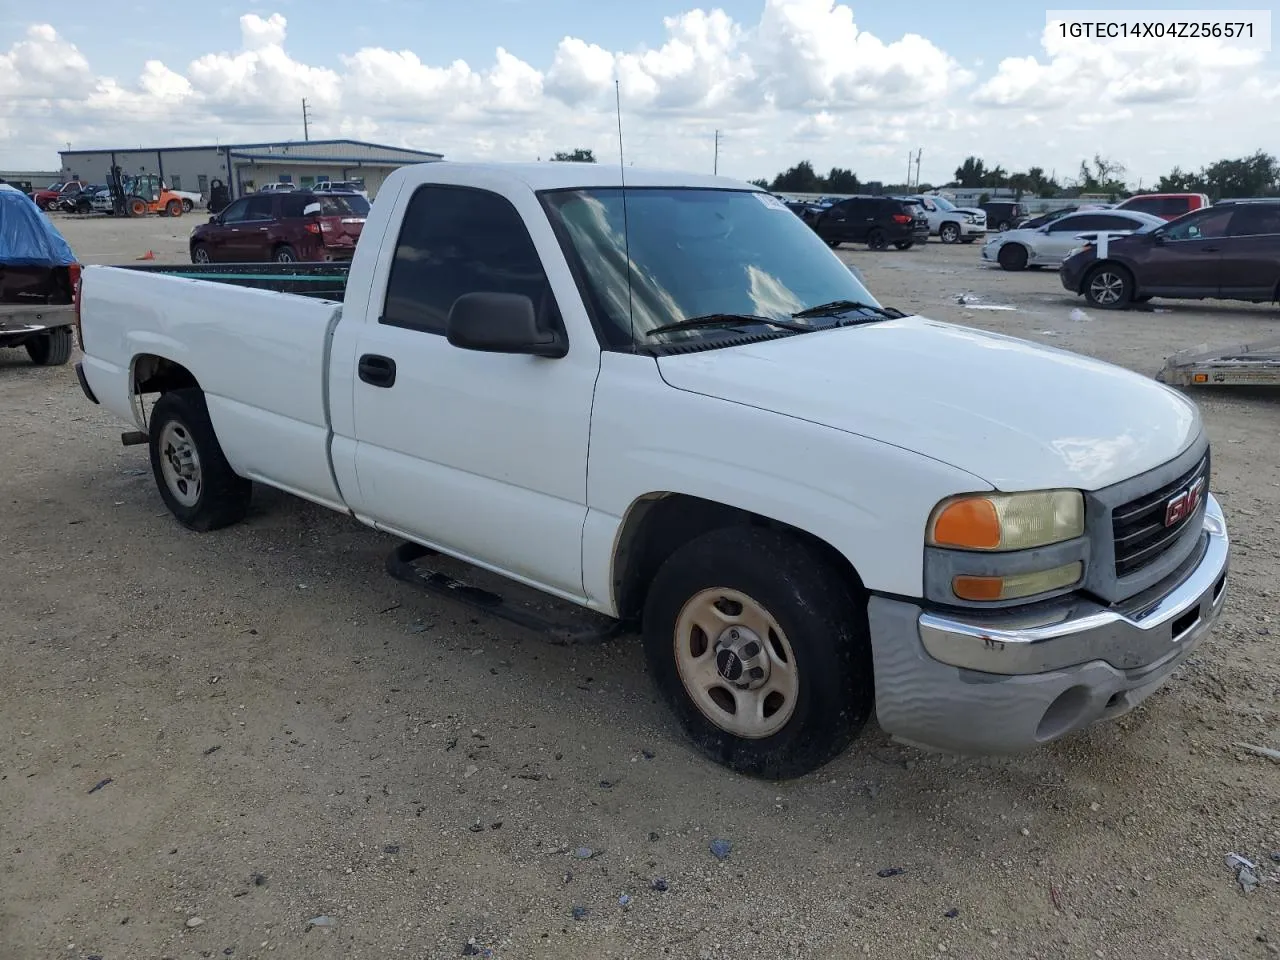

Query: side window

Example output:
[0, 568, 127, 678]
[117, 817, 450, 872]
[197, 174, 208, 195]
[1161, 197, 1191, 218]
[1096, 214, 1145, 230]
[1048, 215, 1093, 232]
[280, 194, 310, 218]
[381, 185, 562, 338]
[219, 199, 250, 223]
[244, 196, 274, 220]
[1227, 205, 1280, 236]
[1123, 197, 1158, 215]
[1163, 207, 1233, 241]
[170, 175, 182, 190]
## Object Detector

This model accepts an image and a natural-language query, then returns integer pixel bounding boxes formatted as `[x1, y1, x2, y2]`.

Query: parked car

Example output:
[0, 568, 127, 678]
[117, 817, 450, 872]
[257, 182, 298, 194]
[982, 209, 1165, 271]
[1114, 192, 1210, 221]
[1017, 207, 1080, 229]
[64, 184, 105, 214]
[167, 188, 203, 213]
[312, 180, 370, 201]
[812, 195, 930, 250]
[1060, 198, 1280, 308]
[189, 190, 369, 263]
[0, 183, 80, 365]
[980, 200, 1031, 232]
[73, 162, 1229, 779]
[905, 194, 986, 243]
[32, 181, 88, 211]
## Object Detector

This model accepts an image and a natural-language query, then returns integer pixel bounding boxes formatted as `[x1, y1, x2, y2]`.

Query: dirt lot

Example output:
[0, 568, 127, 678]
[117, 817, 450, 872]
[2, 213, 1278, 960]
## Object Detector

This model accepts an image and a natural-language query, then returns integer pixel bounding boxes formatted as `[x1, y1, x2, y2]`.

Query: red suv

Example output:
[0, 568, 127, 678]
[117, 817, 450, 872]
[189, 191, 369, 263]
[1114, 192, 1210, 221]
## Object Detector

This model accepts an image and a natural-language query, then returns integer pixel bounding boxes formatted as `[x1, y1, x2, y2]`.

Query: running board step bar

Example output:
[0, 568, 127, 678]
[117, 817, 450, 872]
[385, 541, 631, 645]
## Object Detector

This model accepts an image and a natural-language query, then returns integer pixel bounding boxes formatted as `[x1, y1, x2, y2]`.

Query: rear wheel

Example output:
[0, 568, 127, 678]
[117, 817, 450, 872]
[826, 239, 841, 249]
[128, 197, 147, 217]
[939, 222, 960, 244]
[273, 245, 298, 263]
[25, 328, 73, 366]
[191, 244, 211, 264]
[642, 526, 874, 780]
[148, 389, 252, 531]
[165, 200, 182, 217]
[866, 229, 888, 251]
[998, 243, 1029, 271]
[1084, 264, 1134, 309]
[996, 219, 1012, 232]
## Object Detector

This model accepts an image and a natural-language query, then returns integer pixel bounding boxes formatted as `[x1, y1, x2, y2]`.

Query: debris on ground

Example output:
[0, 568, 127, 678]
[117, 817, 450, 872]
[710, 839, 732, 860]
[945, 909, 960, 918]
[383, 844, 400, 854]
[571, 906, 588, 921]
[252, 874, 267, 886]
[618, 893, 632, 908]
[574, 847, 594, 860]
[87, 778, 112, 794]
[185, 917, 205, 928]
[877, 867, 905, 878]
[1225, 854, 1260, 893]
[651, 877, 669, 892]
[1235, 742, 1280, 762]
[306, 915, 337, 930]
[464, 765, 478, 779]
[202, 745, 221, 756]
[1069, 308, 1093, 322]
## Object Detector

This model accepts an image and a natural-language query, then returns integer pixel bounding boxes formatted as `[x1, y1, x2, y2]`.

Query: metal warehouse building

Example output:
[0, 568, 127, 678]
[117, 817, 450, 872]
[57, 139, 444, 205]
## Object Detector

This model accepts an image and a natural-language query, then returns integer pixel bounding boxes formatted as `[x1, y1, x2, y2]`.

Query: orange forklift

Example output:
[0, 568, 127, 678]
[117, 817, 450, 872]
[106, 167, 186, 217]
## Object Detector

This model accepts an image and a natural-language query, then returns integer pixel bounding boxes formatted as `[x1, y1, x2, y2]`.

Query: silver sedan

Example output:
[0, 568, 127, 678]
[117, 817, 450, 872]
[981, 209, 1166, 271]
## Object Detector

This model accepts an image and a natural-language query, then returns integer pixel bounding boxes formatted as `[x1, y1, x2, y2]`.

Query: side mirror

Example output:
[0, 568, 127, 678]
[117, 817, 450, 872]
[446, 292, 567, 359]
[1152, 232, 1165, 244]
[208, 215, 220, 224]
[303, 202, 321, 217]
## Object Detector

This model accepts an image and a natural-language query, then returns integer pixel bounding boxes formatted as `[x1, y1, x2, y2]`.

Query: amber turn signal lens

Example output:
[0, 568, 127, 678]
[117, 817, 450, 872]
[931, 498, 1001, 550]
[953, 562, 1083, 602]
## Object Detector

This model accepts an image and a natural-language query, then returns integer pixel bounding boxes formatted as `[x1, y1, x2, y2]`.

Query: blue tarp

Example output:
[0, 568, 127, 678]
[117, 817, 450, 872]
[0, 185, 77, 267]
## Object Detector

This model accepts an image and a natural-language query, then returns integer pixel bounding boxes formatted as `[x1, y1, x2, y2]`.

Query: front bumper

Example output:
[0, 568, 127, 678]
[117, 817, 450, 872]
[1059, 254, 1090, 293]
[956, 221, 986, 237]
[868, 494, 1229, 754]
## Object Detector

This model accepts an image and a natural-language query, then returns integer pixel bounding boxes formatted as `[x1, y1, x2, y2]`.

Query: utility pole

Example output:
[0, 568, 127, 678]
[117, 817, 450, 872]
[906, 152, 912, 188]
[714, 129, 720, 175]
[302, 99, 312, 141]
[915, 148, 923, 189]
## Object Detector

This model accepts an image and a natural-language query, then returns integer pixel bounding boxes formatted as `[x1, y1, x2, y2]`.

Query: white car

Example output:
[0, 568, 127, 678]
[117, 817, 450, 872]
[907, 194, 987, 243]
[73, 161, 1229, 778]
[982, 209, 1165, 271]
[312, 180, 370, 201]
[168, 188, 202, 212]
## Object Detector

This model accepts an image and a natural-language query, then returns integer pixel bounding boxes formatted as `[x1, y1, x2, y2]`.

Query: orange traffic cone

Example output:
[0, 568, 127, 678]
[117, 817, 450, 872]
[136, 250, 155, 260]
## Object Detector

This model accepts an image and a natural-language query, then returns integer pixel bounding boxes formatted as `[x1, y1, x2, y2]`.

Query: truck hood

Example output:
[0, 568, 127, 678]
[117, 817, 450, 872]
[655, 316, 1200, 491]
[953, 207, 985, 217]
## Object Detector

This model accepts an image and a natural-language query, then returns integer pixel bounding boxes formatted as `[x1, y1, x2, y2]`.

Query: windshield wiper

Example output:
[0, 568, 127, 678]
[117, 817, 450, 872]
[791, 299, 906, 320]
[645, 313, 813, 337]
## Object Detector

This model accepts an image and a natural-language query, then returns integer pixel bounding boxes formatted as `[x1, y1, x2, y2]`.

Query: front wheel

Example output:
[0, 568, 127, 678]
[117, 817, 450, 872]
[181, 199, 194, 213]
[1084, 264, 1134, 309]
[165, 200, 183, 217]
[939, 223, 960, 244]
[191, 244, 211, 264]
[866, 229, 888, 251]
[642, 527, 874, 780]
[148, 388, 252, 531]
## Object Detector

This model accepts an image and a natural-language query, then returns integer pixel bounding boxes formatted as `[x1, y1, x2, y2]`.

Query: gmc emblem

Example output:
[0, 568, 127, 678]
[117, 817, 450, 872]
[1164, 476, 1205, 528]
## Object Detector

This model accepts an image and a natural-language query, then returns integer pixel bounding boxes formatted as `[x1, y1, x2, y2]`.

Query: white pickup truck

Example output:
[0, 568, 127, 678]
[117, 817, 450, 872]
[73, 162, 1230, 779]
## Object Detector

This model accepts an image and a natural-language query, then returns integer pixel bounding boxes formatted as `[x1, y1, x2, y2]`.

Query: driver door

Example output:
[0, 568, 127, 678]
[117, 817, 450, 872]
[1138, 207, 1233, 296]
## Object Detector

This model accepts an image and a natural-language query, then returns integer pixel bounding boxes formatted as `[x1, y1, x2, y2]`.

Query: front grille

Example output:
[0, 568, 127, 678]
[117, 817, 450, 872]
[1111, 453, 1208, 578]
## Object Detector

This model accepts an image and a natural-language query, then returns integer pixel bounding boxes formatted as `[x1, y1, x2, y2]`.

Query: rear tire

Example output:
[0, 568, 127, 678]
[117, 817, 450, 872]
[181, 199, 194, 213]
[165, 200, 183, 217]
[998, 243, 1029, 271]
[148, 388, 252, 531]
[996, 219, 1012, 232]
[866, 229, 888, 251]
[128, 197, 147, 217]
[273, 245, 298, 263]
[25, 328, 73, 366]
[641, 526, 874, 780]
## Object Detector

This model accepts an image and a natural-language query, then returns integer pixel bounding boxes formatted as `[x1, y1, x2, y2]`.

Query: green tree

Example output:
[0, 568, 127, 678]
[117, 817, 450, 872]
[953, 156, 987, 187]
[551, 148, 597, 163]
[824, 167, 860, 193]
[770, 161, 822, 193]
[748, 178, 769, 189]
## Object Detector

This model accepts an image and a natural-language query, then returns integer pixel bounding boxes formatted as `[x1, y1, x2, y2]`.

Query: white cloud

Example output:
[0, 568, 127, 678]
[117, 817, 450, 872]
[0, 5, 1277, 187]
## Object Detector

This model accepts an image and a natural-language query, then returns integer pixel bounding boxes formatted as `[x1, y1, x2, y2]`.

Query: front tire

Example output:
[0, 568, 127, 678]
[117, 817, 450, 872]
[273, 245, 298, 263]
[998, 243, 1029, 271]
[642, 526, 874, 780]
[939, 223, 960, 244]
[182, 199, 194, 213]
[1084, 264, 1134, 309]
[191, 244, 212, 264]
[25, 328, 73, 366]
[148, 389, 252, 531]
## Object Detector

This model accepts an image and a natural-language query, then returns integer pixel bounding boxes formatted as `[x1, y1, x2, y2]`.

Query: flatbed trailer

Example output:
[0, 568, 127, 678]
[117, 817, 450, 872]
[1157, 337, 1280, 388]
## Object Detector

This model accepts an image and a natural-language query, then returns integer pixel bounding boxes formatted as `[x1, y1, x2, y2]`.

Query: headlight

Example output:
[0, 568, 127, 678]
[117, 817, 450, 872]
[951, 563, 1083, 601]
[1065, 245, 1086, 259]
[927, 490, 1084, 551]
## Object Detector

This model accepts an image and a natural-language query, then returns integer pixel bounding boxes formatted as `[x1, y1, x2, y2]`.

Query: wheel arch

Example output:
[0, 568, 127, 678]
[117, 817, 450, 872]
[610, 492, 867, 624]
[1080, 258, 1135, 295]
[130, 353, 202, 425]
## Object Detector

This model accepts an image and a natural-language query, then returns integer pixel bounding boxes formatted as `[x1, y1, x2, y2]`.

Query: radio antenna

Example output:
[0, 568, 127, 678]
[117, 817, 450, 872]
[615, 78, 635, 350]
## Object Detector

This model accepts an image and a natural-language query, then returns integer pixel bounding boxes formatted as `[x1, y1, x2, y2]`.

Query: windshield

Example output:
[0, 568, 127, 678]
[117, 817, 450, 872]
[541, 187, 883, 349]
[930, 195, 957, 211]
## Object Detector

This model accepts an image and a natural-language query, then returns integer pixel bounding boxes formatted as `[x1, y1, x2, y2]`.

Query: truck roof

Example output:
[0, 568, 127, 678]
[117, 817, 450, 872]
[402, 161, 757, 193]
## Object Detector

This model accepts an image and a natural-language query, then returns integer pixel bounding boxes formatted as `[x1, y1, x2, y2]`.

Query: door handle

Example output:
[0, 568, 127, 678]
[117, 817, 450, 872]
[358, 354, 397, 388]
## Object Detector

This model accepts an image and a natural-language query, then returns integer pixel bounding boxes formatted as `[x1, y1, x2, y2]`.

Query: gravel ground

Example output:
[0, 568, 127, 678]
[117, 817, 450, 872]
[1, 213, 1278, 960]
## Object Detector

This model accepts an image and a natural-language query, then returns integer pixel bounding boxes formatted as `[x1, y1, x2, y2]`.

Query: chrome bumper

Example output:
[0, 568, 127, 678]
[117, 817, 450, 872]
[918, 494, 1228, 675]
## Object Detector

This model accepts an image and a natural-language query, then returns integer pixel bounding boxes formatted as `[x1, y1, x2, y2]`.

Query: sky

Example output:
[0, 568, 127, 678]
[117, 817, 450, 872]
[2, 0, 1278, 187]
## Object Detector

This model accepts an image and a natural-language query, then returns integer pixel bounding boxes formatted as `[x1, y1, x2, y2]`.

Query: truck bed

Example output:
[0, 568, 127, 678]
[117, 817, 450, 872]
[77, 264, 348, 510]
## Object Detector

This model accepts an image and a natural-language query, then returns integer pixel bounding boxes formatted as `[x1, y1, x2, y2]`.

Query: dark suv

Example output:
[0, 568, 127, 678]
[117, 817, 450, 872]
[189, 191, 369, 263]
[981, 200, 1030, 232]
[1060, 198, 1280, 308]
[812, 196, 930, 250]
